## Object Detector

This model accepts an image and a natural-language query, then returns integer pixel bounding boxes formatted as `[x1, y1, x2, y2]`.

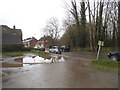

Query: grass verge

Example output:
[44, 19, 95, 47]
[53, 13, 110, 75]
[2, 49, 49, 56]
[91, 60, 120, 72]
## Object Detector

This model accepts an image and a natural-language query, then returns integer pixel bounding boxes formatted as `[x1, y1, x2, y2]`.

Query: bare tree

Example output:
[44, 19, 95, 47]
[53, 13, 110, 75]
[79, 1, 87, 49]
[44, 17, 61, 45]
[65, 0, 80, 47]
[87, 0, 95, 50]
[61, 0, 119, 50]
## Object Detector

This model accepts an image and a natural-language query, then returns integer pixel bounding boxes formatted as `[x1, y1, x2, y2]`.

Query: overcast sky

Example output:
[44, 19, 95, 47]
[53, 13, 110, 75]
[1, 0, 118, 40]
[0, 0, 67, 40]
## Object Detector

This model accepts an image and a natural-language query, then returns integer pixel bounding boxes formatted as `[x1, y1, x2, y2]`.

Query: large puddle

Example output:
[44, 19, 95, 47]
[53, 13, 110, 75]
[2, 55, 66, 68]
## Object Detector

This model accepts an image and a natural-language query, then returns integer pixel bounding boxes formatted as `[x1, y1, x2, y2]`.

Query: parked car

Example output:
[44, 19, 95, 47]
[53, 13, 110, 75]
[34, 46, 45, 51]
[60, 45, 70, 52]
[49, 46, 61, 54]
[108, 51, 120, 61]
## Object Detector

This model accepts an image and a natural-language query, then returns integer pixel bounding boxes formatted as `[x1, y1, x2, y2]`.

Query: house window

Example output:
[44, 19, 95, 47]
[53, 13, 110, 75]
[46, 40, 48, 42]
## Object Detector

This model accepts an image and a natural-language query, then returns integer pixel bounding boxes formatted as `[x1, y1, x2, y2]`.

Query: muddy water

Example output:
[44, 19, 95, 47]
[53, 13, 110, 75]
[2, 53, 118, 88]
[2, 55, 66, 68]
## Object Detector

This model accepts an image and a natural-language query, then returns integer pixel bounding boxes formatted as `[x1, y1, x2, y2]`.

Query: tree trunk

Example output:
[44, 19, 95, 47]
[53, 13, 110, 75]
[118, 1, 120, 50]
[80, 1, 86, 49]
[87, 0, 94, 50]
[98, 1, 104, 41]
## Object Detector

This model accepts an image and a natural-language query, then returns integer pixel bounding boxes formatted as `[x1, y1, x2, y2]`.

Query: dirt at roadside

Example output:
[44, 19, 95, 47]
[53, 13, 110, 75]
[61, 51, 108, 60]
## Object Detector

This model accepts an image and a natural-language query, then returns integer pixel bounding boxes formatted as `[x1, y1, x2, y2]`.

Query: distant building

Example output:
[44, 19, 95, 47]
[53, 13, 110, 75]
[23, 37, 38, 47]
[0, 25, 22, 49]
[38, 36, 53, 48]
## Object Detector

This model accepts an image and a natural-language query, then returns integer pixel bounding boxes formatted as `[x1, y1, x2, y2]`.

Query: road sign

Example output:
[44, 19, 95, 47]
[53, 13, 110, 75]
[96, 40, 104, 60]
[98, 41, 104, 46]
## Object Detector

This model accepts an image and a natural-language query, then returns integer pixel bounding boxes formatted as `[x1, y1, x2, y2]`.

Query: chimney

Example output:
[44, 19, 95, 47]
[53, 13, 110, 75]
[13, 25, 16, 29]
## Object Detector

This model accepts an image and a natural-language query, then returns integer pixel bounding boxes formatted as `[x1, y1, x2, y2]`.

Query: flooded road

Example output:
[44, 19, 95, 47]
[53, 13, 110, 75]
[1, 52, 118, 88]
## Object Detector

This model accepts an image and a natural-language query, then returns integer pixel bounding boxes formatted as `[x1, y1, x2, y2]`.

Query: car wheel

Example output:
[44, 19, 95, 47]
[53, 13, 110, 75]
[110, 56, 117, 61]
[54, 51, 57, 54]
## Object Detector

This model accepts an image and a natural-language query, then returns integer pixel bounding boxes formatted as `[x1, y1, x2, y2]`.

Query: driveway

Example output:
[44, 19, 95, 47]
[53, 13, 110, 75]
[2, 52, 118, 88]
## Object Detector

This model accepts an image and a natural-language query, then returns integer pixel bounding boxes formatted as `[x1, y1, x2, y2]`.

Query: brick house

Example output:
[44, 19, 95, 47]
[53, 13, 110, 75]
[0, 25, 23, 50]
[38, 36, 53, 48]
[23, 37, 38, 47]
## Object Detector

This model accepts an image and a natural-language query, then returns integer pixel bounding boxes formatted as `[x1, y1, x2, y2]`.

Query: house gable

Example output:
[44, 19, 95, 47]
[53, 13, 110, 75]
[23, 37, 38, 47]
[0, 25, 23, 45]
[38, 36, 53, 47]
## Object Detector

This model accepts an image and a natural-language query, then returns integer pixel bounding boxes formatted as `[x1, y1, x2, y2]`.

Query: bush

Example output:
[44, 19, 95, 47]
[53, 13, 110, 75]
[2, 44, 33, 52]
[23, 47, 33, 51]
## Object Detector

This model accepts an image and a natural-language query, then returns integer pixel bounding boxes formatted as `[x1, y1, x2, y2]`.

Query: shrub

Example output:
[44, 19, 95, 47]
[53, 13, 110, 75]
[2, 44, 33, 52]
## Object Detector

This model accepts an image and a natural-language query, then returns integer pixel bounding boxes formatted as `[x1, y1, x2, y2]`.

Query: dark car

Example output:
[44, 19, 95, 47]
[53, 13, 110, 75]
[108, 51, 120, 61]
[60, 46, 70, 52]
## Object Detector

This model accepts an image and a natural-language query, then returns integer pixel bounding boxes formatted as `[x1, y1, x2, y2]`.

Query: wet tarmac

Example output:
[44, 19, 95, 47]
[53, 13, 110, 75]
[1, 52, 118, 88]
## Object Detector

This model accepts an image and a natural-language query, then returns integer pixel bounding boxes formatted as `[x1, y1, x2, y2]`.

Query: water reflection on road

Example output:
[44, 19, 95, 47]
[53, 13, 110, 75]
[2, 54, 66, 68]
[15, 55, 65, 64]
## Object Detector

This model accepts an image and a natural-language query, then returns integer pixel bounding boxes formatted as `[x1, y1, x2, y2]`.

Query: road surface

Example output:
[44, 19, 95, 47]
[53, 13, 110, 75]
[2, 52, 118, 88]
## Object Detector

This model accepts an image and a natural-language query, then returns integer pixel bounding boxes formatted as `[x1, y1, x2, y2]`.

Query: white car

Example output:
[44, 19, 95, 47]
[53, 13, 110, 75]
[49, 46, 61, 54]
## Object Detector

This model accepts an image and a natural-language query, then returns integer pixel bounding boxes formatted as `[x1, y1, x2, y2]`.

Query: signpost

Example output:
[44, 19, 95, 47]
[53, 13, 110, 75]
[96, 41, 104, 60]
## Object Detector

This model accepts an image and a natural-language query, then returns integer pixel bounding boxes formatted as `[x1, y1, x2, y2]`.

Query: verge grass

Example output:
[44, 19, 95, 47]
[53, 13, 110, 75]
[2, 49, 49, 56]
[91, 60, 119, 72]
